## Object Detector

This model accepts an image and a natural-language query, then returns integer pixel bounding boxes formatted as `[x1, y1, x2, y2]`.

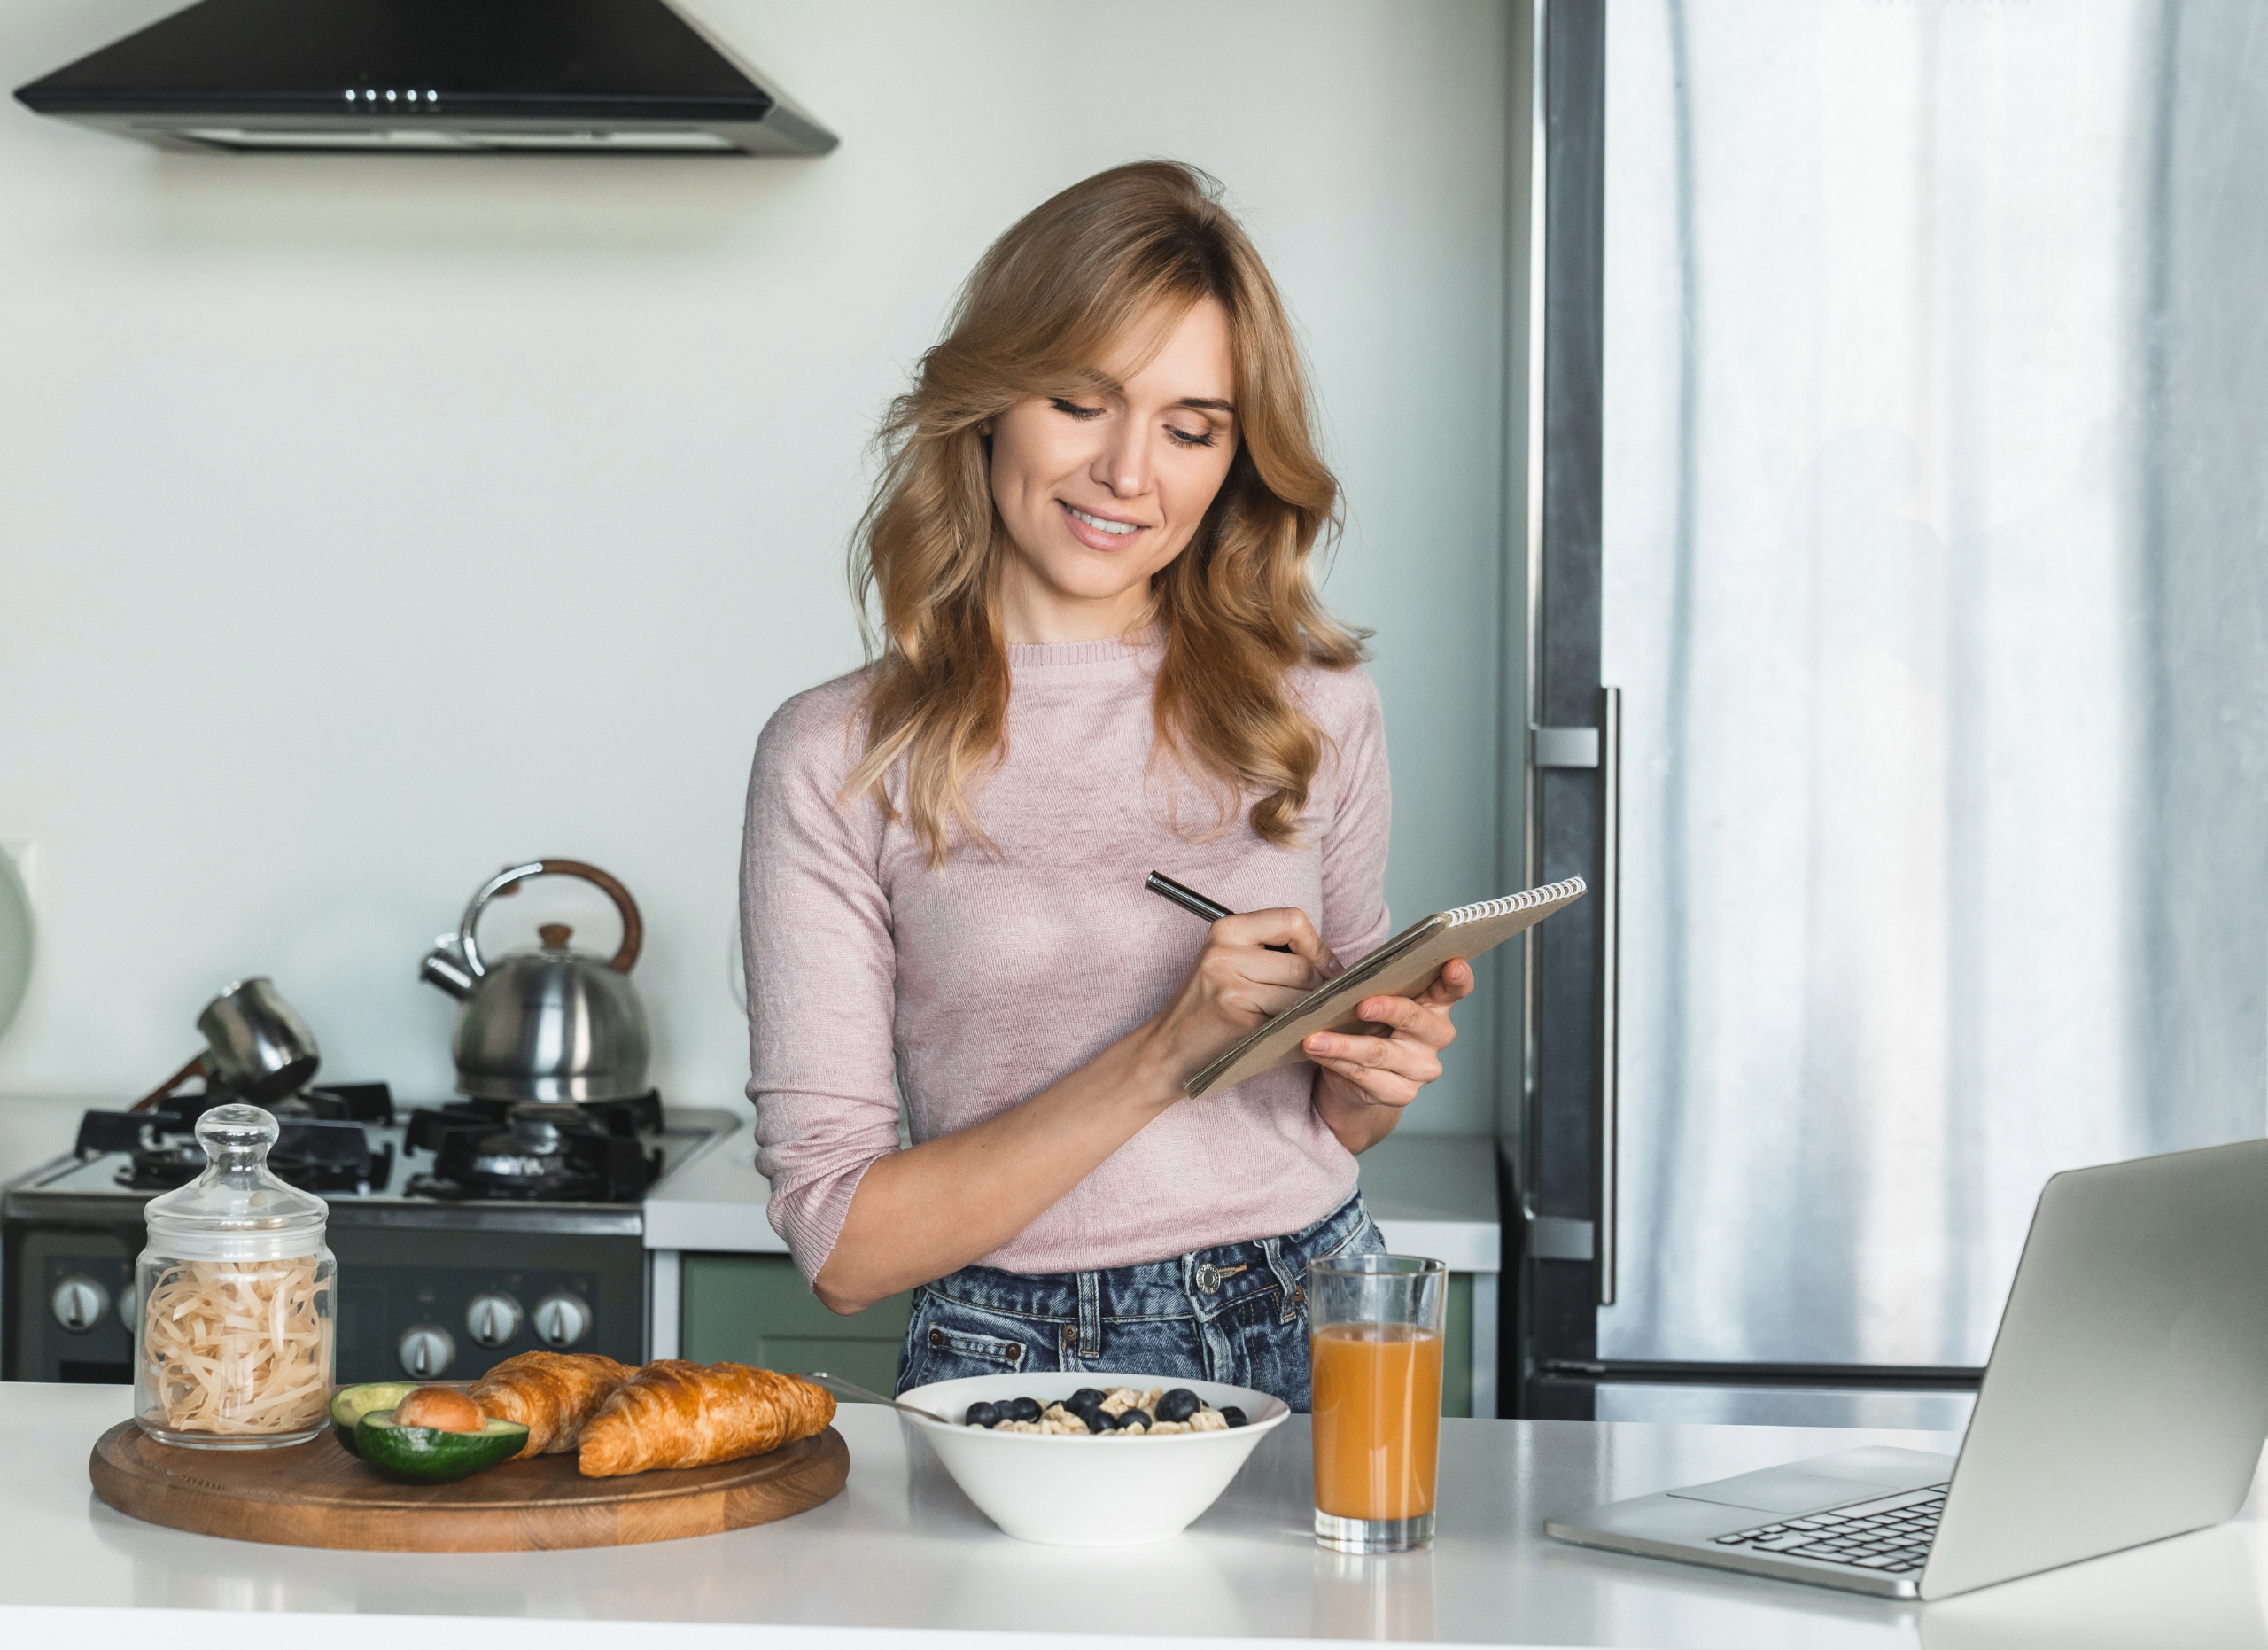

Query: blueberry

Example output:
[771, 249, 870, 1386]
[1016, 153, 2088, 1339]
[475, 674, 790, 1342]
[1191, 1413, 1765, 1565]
[1116, 1409, 1151, 1432]
[1219, 1405, 1249, 1428]
[1006, 1396, 1044, 1423]
[1068, 1388, 1105, 1411]
[1156, 1388, 1200, 1424]
[965, 1401, 1000, 1428]
[1078, 1407, 1113, 1434]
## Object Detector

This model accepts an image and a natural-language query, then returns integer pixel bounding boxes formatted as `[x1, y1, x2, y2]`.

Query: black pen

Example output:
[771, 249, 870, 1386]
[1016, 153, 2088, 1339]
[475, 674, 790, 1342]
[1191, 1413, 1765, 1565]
[1144, 871, 1294, 953]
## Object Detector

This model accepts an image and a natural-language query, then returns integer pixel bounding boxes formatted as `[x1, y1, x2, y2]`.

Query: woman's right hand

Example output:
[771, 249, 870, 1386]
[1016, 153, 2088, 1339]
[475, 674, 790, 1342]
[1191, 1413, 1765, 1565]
[1139, 908, 1334, 1089]
[819, 906, 1333, 1313]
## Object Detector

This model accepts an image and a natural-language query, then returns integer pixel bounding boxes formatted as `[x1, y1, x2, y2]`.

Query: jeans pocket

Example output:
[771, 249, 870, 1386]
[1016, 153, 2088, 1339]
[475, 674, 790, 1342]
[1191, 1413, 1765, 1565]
[924, 1322, 1029, 1369]
[1320, 1211, 1386, 1263]
[900, 1293, 1038, 1392]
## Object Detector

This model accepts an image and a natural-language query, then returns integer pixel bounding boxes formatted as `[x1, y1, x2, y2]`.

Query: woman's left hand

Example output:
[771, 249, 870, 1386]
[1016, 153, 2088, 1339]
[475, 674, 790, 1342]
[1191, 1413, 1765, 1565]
[1305, 960, 1474, 1146]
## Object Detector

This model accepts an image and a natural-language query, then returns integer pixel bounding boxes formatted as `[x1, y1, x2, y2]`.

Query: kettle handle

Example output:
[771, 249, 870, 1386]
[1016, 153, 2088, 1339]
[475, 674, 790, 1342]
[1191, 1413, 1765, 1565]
[459, 859, 644, 978]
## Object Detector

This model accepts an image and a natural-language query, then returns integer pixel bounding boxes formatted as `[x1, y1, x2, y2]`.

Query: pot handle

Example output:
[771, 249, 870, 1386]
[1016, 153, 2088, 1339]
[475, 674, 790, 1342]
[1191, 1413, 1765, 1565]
[459, 859, 644, 978]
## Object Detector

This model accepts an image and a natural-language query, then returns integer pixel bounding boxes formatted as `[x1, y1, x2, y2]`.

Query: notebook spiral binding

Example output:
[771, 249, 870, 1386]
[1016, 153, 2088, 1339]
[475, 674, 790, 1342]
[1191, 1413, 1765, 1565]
[1445, 876, 1588, 927]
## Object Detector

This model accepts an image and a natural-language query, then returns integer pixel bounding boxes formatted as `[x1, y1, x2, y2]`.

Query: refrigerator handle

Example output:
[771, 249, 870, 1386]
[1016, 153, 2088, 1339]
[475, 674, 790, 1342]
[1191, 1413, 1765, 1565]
[1597, 685, 1622, 1306]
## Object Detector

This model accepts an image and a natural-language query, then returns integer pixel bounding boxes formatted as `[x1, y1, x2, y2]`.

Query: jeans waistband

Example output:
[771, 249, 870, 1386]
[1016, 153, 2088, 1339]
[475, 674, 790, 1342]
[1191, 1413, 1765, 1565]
[920, 1191, 1373, 1330]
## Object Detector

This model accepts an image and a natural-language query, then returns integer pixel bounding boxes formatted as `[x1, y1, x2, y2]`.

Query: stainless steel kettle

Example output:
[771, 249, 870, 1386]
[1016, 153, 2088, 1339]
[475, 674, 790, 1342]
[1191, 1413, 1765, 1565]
[419, 860, 651, 1102]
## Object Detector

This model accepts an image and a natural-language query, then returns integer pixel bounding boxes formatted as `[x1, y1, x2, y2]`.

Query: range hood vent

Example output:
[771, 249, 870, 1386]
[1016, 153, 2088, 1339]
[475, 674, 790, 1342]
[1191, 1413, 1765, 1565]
[13, 0, 838, 157]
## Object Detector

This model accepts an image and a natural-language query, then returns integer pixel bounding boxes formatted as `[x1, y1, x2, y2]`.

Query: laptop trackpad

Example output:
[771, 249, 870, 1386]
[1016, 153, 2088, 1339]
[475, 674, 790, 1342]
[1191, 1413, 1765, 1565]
[1667, 1467, 1902, 1515]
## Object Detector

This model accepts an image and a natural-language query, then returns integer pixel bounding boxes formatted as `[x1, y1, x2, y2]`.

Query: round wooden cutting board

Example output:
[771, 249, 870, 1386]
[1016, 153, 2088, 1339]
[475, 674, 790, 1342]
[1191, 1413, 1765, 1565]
[89, 1420, 849, 1552]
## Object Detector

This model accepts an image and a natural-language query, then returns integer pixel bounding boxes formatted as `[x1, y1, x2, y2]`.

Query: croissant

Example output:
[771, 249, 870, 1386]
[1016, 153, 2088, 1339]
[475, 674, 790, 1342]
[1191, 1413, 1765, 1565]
[577, 1360, 836, 1478]
[470, 1351, 635, 1459]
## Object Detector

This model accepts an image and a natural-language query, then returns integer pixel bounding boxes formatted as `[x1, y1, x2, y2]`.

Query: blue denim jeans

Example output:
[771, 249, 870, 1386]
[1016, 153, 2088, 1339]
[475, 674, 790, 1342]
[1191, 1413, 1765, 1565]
[894, 1192, 1384, 1413]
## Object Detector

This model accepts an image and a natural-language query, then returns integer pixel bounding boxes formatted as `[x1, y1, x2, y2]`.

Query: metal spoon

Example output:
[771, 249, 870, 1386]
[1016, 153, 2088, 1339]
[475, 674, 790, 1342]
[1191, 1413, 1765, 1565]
[804, 1370, 952, 1424]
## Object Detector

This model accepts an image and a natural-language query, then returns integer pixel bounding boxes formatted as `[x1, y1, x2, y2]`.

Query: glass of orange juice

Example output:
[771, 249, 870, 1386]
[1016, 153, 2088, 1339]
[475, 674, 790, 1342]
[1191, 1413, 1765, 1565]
[1308, 1253, 1447, 1553]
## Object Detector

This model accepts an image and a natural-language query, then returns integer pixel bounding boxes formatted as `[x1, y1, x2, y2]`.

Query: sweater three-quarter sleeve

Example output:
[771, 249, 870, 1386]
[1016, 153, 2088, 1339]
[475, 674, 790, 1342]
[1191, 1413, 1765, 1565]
[741, 681, 903, 1280]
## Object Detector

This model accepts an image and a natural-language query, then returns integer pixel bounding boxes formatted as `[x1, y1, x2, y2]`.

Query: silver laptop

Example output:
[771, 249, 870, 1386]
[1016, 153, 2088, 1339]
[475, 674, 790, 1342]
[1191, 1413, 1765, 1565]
[1545, 1137, 2268, 1599]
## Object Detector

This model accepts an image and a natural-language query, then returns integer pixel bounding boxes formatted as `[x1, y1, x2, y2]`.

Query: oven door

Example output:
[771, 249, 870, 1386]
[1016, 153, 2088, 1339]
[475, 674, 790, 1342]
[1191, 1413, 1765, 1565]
[4, 1217, 647, 1385]
[326, 1225, 646, 1382]
[4, 1218, 141, 1382]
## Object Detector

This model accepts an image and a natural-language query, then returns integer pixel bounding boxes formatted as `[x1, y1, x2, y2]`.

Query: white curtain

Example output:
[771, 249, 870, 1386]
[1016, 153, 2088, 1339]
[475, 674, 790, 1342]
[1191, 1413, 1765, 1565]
[1597, 0, 2268, 1366]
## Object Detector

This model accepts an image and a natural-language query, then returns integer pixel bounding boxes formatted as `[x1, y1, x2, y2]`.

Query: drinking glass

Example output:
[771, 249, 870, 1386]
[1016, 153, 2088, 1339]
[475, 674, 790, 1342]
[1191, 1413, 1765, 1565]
[1307, 1253, 1447, 1553]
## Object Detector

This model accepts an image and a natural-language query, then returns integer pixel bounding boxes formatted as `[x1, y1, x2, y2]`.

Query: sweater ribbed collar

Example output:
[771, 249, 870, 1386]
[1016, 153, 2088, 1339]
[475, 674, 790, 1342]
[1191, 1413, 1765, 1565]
[1005, 626, 1162, 669]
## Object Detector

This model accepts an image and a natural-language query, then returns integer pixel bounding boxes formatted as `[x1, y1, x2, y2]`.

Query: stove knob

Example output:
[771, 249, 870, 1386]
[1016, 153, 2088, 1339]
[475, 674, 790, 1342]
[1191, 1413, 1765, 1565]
[532, 1292, 590, 1349]
[50, 1276, 110, 1335]
[398, 1324, 456, 1379]
[465, 1292, 522, 1349]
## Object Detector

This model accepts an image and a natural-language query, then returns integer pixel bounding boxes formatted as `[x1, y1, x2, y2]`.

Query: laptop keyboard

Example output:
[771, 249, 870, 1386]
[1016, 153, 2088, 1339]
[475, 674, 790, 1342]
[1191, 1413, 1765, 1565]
[1709, 1483, 1951, 1575]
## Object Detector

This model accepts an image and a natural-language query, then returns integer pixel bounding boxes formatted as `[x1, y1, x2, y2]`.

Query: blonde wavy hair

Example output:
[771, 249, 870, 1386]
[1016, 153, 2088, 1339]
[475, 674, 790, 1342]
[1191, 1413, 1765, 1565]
[846, 160, 1365, 864]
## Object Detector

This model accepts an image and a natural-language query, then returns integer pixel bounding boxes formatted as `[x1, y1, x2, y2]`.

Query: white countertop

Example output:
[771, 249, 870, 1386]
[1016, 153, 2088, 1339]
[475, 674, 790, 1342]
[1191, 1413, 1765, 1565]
[645, 1129, 1503, 1273]
[6, 1383, 2266, 1650]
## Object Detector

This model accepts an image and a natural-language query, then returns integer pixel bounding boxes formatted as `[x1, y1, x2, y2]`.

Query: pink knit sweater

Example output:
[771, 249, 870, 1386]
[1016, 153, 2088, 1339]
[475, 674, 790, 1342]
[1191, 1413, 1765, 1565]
[740, 633, 1393, 1280]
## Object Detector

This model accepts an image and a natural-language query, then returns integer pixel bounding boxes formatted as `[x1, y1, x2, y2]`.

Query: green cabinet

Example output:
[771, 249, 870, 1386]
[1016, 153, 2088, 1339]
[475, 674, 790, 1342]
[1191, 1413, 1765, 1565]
[680, 1253, 913, 1396]
[1441, 1271, 1473, 1419]
[675, 1252, 1475, 1417]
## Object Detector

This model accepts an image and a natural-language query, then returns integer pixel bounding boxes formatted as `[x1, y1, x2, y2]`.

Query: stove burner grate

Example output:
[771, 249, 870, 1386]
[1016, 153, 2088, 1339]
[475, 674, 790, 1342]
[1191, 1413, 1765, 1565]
[84, 1082, 398, 1194]
[403, 1096, 662, 1204]
[402, 1165, 608, 1202]
[439, 1089, 664, 1138]
[119, 1137, 395, 1194]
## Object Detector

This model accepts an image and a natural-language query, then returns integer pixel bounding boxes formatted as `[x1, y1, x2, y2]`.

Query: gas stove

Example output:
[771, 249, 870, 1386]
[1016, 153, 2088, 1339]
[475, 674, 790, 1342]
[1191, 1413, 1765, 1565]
[25, 1083, 717, 1211]
[2, 1085, 736, 1386]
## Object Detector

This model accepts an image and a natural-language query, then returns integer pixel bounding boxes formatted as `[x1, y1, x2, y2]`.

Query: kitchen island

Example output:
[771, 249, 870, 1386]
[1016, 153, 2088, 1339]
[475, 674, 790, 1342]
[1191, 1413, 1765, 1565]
[4, 1383, 2264, 1649]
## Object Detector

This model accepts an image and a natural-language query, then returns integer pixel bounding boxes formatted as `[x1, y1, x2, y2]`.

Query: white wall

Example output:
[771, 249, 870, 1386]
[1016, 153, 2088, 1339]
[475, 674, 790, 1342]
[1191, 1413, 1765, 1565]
[0, 1, 1511, 1131]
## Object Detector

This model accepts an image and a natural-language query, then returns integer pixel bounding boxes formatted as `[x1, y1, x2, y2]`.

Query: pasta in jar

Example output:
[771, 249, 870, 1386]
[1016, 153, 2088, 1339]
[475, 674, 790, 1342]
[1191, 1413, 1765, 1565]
[134, 1103, 337, 1450]
[138, 1254, 334, 1439]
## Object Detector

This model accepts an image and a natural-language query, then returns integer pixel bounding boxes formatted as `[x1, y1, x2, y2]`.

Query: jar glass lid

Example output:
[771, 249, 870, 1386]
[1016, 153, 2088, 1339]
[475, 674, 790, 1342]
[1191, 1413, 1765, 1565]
[144, 1103, 330, 1248]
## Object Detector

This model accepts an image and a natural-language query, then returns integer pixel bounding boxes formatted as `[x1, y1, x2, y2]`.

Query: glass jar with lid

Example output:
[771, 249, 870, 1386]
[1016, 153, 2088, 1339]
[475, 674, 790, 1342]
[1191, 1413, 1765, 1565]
[134, 1103, 336, 1448]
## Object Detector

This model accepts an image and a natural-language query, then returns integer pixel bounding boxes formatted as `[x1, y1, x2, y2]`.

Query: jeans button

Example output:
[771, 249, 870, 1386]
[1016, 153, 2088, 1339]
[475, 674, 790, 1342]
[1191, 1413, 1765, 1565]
[1195, 1263, 1220, 1294]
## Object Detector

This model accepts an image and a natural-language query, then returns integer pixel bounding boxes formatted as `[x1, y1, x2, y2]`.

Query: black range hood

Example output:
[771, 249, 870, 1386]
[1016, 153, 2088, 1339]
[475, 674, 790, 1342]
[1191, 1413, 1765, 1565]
[12, 0, 838, 156]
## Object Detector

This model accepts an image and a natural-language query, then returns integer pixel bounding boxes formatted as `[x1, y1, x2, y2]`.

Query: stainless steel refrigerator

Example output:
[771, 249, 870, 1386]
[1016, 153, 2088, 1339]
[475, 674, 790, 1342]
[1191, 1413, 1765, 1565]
[1511, 0, 2268, 1426]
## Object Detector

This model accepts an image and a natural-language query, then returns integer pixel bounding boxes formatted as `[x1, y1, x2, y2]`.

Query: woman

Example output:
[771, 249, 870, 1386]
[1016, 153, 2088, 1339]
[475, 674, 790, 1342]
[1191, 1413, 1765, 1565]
[742, 161, 1472, 1408]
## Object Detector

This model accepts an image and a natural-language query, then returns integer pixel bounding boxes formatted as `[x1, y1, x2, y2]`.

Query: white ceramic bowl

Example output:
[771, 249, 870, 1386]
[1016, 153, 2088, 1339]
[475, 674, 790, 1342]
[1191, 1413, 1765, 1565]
[897, 1371, 1290, 1545]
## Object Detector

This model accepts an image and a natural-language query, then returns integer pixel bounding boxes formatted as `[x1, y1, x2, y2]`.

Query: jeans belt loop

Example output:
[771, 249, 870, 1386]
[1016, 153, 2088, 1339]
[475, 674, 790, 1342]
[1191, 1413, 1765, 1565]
[1262, 1235, 1303, 1321]
[1076, 1270, 1102, 1358]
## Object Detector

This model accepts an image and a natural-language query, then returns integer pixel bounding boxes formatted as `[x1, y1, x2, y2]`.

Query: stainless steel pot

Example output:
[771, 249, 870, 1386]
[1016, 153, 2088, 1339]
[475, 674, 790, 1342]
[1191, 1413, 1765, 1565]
[199, 977, 322, 1101]
[134, 976, 322, 1110]
[419, 860, 651, 1103]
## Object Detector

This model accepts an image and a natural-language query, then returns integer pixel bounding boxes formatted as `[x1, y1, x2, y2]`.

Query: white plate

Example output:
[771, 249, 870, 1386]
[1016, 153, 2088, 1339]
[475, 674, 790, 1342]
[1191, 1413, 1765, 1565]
[897, 1370, 1290, 1545]
[0, 849, 30, 1046]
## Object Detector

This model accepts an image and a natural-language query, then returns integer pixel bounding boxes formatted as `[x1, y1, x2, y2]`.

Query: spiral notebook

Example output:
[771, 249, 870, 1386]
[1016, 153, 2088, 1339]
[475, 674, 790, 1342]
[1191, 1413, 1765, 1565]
[1183, 876, 1588, 1098]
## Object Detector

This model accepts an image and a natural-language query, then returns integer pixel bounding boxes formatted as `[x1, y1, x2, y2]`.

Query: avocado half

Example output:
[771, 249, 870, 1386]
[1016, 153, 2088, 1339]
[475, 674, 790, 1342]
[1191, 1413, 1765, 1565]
[356, 1410, 531, 1484]
[330, 1383, 420, 1458]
